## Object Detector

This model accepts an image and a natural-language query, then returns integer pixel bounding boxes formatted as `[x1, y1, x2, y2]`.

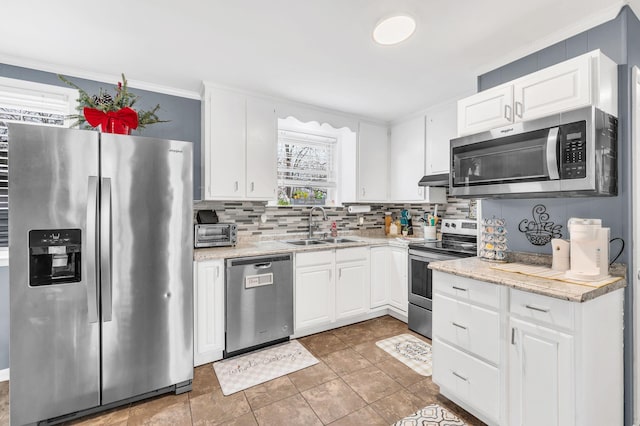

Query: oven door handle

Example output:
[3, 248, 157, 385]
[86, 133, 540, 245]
[546, 127, 560, 180]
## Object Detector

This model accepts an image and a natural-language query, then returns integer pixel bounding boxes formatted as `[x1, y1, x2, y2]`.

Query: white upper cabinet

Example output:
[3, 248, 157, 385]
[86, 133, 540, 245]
[426, 101, 457, 174]
[357, 122, 388, 201]
[457, 85, 514, 137]
[457, 50, 618, 136]
[202, 84, 277, 200]
[246, 96, 277, 199]
[389, 116, 426, 202]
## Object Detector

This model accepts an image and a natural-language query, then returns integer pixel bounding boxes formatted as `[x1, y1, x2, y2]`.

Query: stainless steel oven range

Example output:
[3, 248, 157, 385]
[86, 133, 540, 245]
[408, 219, 478, 339]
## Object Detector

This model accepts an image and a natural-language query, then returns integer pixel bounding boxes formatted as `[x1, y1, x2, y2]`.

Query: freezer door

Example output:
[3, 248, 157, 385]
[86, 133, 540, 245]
[9, 124, 100, 424]
[100, 133, 193, 404]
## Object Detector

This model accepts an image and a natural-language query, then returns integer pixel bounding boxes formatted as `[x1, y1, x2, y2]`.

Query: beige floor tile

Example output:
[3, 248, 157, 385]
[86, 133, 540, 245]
[341, 366, 402, 404]
[189, 389, 251, 426]
[369, 389, 426, 424]
[253, 394, 322, 426]
[218, 412, 258, 426]
[191, 364, 221, 398]
[405, 377, 441, 404]
[288, 361, 338, 392]
[243, 376, 298, 410]
[128, 400, 191, 426]
[435, 395, 486, 426]
[328, 405, 388, 426]
[299, 332, 348, 357]
[331, 323, 378, 346]
[321, 348, 373, 376]
[301, 378, 366, 424]
[351, 340, 396, 365]
[376, 359, 425, 388]
[129, 393, 189, 419]
[65, 406, 130, 425]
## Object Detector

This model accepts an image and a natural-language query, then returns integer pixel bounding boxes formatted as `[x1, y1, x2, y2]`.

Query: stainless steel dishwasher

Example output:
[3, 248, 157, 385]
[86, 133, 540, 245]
[225, 253, 294, 357]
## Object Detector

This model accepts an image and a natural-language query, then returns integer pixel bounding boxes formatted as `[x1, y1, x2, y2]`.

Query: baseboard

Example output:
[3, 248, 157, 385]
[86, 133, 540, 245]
[0, 368, 9, 382]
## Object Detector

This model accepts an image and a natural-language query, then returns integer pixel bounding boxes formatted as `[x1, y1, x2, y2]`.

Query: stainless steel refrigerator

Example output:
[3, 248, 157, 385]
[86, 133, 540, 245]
[8, 124, 193, 425]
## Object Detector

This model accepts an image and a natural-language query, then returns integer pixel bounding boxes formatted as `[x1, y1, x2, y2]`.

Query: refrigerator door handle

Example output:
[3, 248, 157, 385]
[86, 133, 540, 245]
[86, 176, 99, 323]
[101, 177, 113, 322]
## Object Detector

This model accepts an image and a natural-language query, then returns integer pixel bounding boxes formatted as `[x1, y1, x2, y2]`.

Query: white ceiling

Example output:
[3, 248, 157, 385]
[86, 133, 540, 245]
[0, 0, 632, 122]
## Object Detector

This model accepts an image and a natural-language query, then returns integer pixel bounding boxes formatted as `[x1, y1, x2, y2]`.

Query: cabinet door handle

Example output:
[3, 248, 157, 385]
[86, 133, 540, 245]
[511, 327, 516, 345]
[339, 269, 342, 279]
[504, 104, 512, 121]
[452, 371, 468, 382]
[362, 188, 366, 196]
[216, 266, 220, 279]
[515, 101, 523, 118]
[251, 182, 255, 192]
[452, 286, 467, 292]
[452, 322, 467, 330]
[525, 304, 550, 313]
[234, 181, 239, 192]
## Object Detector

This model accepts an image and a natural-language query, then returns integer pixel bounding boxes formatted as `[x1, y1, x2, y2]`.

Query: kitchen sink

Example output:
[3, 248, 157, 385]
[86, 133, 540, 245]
[320, 238, 359, 244]
[284, 239, 328, 246]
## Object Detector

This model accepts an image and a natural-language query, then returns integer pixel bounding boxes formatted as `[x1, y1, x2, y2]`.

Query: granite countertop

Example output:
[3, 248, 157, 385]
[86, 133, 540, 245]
[428, 255, 627, 303]
[193, 235, 416, 261]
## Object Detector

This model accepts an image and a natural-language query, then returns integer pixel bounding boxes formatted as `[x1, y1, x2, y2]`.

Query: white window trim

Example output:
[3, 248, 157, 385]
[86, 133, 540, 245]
[0, 76, 78, 127]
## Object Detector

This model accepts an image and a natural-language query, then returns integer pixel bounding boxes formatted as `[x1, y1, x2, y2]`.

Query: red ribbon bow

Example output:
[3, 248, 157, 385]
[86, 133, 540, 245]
[83, 107, 139, 133]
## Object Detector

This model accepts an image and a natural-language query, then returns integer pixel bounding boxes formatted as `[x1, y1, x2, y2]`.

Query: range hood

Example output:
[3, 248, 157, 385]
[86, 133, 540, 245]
[418, 173, 449, 187]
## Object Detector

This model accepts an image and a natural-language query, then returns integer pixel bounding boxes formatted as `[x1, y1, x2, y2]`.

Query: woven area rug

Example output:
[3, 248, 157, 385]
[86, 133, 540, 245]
[394, 404, 466, 426]
[213, 340, 318, 395]
[376, 333, 432, 376]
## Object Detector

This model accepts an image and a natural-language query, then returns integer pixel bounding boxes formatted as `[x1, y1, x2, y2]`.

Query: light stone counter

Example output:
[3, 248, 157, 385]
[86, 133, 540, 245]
[429, 255, 626, 303]
[193, 235, 416, 261]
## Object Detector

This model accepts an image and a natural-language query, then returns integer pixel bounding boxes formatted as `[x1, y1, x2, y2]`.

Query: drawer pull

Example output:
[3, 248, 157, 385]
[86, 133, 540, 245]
[525, 304, 550, 313]
[452, 322, 467, 330]
[452, 286, 468, 292]
[452, 371, 468, 382]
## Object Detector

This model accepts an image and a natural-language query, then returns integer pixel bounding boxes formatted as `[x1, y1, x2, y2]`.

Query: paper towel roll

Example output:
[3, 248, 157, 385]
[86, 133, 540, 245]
[347, 205, 371, 213]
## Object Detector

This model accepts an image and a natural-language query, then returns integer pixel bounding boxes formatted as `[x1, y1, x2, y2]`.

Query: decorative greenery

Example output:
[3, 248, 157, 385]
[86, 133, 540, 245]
[58, 73, 168, 130]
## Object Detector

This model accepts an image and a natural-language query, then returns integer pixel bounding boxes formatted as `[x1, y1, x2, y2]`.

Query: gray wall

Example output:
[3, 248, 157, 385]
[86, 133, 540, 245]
[478, 6, 636, 424]
[0, 65, 201, 371]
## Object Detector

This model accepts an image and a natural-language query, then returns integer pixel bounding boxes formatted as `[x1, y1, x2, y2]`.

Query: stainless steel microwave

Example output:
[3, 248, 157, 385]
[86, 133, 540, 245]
[194, 223, 237, 248]
[449, 106, 617, 198]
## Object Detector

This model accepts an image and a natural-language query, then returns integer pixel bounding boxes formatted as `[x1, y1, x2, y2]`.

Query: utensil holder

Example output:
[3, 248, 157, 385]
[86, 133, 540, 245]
[423, 225, 436, 241]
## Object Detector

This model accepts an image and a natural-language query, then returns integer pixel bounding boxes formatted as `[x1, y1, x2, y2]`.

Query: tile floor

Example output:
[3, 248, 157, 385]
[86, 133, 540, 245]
[0, 316, 484, 425]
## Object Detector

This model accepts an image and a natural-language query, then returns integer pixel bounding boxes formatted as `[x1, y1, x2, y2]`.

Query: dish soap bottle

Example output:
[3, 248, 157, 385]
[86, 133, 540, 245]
[330, 221, 338, 237]
[384, 212, 392, 235]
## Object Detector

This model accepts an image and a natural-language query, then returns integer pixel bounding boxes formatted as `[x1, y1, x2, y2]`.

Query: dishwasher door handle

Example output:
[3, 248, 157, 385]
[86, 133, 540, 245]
[254, 262, 272, 269]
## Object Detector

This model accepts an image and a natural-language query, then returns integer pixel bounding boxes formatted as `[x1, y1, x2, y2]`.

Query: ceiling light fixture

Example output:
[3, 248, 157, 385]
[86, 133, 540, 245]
[373, 15, 416, 46]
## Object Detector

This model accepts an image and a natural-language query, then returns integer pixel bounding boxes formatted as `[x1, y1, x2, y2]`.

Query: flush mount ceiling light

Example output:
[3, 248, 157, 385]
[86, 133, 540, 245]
[373, 15, 416, 45]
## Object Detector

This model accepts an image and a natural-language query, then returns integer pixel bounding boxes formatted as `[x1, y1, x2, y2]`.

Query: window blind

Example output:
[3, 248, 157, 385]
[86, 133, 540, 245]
[277, 130, 337, 188]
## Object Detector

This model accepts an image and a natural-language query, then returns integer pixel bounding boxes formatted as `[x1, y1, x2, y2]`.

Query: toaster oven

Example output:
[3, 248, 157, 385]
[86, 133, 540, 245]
[194, 223, 237, 248]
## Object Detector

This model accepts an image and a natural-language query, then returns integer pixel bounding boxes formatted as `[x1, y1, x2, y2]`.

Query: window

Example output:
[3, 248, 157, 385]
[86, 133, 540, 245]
[277, 129, 336, 206]
[0, 77, 77, 247]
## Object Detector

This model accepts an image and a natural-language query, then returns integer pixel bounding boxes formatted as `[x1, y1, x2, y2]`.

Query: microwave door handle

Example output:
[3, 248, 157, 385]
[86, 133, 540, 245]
[546, 127, 560, 180]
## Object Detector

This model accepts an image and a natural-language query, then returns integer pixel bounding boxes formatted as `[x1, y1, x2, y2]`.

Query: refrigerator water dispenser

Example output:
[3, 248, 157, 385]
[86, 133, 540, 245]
[29, 229, 81, 286]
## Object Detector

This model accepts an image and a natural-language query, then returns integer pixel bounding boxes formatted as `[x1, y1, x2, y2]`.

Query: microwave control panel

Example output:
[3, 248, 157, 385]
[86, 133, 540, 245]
[560, 121, 587, 179]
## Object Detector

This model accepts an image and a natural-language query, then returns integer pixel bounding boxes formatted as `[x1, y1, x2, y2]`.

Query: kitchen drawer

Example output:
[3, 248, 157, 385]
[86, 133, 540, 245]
[296, 250, 334, 268]
[336, 247, 368, 263]
[510, 288, 574, 331]
[433, 293, 500, 364]
[433, 271, 500, 309]
[433, 338, 499, 424]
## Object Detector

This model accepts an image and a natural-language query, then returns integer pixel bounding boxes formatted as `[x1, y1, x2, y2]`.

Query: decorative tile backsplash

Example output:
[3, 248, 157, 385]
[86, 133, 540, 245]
[194, 191, 473, 242]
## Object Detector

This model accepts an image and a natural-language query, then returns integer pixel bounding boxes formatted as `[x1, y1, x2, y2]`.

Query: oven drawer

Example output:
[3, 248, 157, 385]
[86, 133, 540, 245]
[433, 338, 499, 424]
[433, 293, 500, 364]
[432, 271, 500, 309]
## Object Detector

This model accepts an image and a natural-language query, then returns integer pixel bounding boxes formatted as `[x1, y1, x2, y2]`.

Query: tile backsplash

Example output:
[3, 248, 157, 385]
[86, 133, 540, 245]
[194, 192, 473, 242]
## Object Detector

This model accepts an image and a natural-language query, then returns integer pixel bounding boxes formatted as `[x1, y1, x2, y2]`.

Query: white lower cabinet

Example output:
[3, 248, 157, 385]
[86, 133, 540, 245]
[369, 247, 389, 308]
[369, 245, 408, 313]
[193, 259, 225, 366]
[295, 248, 370, 333]
[432, 271, 624, 426]
[509, 317, 574, 426]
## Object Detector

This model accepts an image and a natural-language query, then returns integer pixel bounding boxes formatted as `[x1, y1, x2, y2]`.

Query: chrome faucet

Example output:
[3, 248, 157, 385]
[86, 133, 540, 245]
[308, 206, 328, 238]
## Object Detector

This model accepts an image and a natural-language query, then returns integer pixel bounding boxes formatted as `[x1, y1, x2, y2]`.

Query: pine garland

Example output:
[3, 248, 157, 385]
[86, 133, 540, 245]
[58, 73, 168, 130]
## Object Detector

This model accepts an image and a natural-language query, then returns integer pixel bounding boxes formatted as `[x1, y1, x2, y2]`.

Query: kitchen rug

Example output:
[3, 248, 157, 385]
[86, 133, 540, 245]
[393, 404, 466, 426]
[376, 334, 432, 376]
[213, 340, 319, 395]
